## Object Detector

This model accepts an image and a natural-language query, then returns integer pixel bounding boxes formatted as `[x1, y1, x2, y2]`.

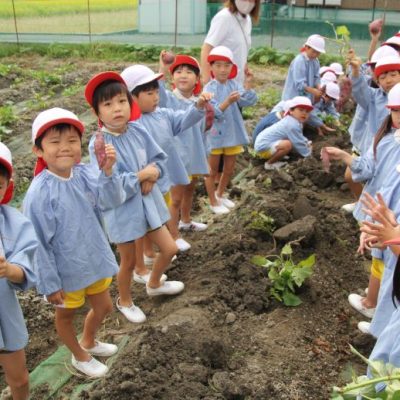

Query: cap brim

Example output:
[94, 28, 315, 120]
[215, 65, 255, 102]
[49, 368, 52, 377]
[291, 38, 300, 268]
[35, 117, 85, 141]
[0, 157, 12, 176]
[169, 55, 200, 74]
[384, 238, 400, 246]
[133, 73, 163, 90]
[85, 71, 125, 105]
[292, 104, 314, 111]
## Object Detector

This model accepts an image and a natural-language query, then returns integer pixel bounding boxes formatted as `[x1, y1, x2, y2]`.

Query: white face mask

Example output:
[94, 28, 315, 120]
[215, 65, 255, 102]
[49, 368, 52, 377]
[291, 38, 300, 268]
[235, 0, 255, 15]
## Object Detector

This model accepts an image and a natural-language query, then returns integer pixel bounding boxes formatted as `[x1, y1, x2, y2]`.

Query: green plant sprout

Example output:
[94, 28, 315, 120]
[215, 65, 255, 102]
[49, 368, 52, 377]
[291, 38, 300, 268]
[325, 21, 351, 58]
[248, 211, 275, 235]
[251, 244, 315, 306]
[332, 345, 400, 399]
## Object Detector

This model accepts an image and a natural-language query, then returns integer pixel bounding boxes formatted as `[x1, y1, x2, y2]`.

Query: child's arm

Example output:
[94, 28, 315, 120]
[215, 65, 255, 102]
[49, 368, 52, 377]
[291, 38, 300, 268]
[237, 74, 258, 108]
[0, 258, 25, 284]
[291, 56, 322, 100]
[287, 129, 312, 157]
[163, 102, 206, 136]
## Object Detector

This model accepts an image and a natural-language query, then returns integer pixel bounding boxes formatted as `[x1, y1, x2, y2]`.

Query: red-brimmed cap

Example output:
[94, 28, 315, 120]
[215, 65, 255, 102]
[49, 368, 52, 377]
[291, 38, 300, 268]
[208, 46, 238, 79]
[367, 45, 399, 66]
[169, 54, 202, 95]
[287, 96, 314, 111]
[374, 56, 400, 78]
[0, 142, 14, 204]
[386, 83, 400, 109]
[85, 71, 125, 106]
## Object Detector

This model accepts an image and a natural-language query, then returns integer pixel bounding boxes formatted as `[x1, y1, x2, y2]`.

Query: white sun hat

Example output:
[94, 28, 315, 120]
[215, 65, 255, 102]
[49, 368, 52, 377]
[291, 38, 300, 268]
[368, 45, 399, 65]
[287, 96, 314, 111]
[121, 65, 163, 92]
[325, 82, 340, 100]
[321, 71, 337, 85]
[304, 34, 326, 54]
[387, 83, 400, 109]
[329, 62, 344, 75]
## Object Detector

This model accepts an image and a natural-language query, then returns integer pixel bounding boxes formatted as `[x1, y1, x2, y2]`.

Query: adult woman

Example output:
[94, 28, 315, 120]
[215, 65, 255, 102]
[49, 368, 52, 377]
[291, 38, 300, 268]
[200, 0, 261, 84]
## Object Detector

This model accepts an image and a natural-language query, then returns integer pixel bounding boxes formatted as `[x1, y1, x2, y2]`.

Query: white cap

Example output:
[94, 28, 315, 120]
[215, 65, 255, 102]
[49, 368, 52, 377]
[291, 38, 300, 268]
[287, 96, 314, 111]
[374, 55, 400, 78]
[387, 83, 400, 108]
[369, 45, 399, 65]
[207, 46, 238, 79]
[0, 143, 12, 173]
[305, 34, 326, 53]
[121, 65, 163, 92]
[329, 62, 344, 75]
[325, 82, 340, 100]
[319, 66, 334, 76]
[383, 36, 400, 48]
[32, 107, 84, 143]
[321, 71, 337, 85]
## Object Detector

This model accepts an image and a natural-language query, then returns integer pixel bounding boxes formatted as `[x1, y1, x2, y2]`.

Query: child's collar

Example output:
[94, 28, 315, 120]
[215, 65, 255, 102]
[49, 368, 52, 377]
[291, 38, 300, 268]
[172, 88, 197, 102]
[101, 125, 125, 137]
[45, 168, 74, 181]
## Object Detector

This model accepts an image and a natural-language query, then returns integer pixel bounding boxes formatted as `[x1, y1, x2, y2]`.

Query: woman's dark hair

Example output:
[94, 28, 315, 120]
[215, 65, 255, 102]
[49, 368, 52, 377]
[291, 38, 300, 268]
[131, 79, 159, 97]
[171, 63, 200, 76]
[92, 80, 133, 115]
[34, 123, 81, 150]
[373, 114, 393, 159]
[225, 0, 261, 24]
[0, 164, 10, 181]
[392, 256, 400, 306]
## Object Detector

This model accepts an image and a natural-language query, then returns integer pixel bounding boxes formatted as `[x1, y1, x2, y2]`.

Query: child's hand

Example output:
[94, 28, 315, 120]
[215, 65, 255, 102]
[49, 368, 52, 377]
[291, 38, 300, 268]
[307, 87, 323, 103]
[357, 231, 372, 254]
[138, 163, 160, 183]
[47, 290, 65, 306]
[159, 50, 174, 75]
[227, 91, 241, 104]
[102, 144, 117, 176]
[196, 92, 214, 109]
[323, 146, 348, 161]
[141, 180, 155, 195]
[0, 257, 11, 279]
[361, 192, 397, 226]
[346, 49, 362, 74]
[244, 69, 254, 90]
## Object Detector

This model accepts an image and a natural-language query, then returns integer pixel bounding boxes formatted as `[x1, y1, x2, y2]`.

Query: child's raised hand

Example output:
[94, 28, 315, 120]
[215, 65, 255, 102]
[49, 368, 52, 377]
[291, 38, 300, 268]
[47, 290, 65, 306]
[244, 69, 254, 90]
[196, 92, 214, 109]
[159, 50, 174, 75]
[102, 144, 117, 176]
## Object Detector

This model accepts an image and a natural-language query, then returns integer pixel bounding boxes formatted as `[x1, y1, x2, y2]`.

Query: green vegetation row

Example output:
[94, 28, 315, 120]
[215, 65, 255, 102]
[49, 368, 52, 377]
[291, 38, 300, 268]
[0, 0, 137, 19]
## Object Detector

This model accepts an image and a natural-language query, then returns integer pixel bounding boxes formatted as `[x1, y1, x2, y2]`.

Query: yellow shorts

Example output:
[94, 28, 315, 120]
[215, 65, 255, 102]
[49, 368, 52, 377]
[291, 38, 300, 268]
[188, 174, 202, 182]
[370, 257, 384, 281]
[210, 146, 244, 156]
[63, 277, 112, 309]
[257, 150, 273, 160]
[163, 191, 171, 207]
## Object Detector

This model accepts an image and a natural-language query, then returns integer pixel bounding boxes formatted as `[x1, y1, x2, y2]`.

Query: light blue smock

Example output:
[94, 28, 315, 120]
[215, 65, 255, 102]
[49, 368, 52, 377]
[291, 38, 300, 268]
[23, 165, 119, 295]
[89, 121, 171, 244]
[138, 104, 205, 192]
[203, 79, 257, 150]
[0, 206, 37, 351]
[350, 75, 389, 155]
[307, 98, 340, 128]
[158, 83, 209, 176]
[281, 53, 320, 101]
[254, 115, 311, 158]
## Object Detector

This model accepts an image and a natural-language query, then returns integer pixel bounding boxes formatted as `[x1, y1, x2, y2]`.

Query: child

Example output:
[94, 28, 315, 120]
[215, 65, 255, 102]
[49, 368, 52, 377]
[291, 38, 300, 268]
[204, 45, 257, 214]
[120, 64, 210, 250]
[0, 142, 37, 400]
[329, 62, 344, 77]
[23, 108, 120, 378]
[281, 34, 325, 102]
[254, 96, 313, 170]
[85, 72, 184, 316]
[158, 53, 209, 234]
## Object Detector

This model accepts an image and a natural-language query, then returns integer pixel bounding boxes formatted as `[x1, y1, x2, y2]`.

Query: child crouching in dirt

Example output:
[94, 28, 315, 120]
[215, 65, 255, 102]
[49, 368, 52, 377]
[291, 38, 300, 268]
[23, 108, 121, 378]
[0, 143, 38, 400]
[254, 96, 313, 170]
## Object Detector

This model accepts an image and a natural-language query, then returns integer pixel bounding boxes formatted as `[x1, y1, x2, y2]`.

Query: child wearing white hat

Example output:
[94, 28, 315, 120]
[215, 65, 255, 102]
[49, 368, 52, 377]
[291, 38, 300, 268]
[281, 34, 325, 102]
[203, 45, 257, 214]
[324, 83, 400, 335]
[0, 142, 38, 400]
[23, 107, 123, 378]
[254, 96, 313, 170]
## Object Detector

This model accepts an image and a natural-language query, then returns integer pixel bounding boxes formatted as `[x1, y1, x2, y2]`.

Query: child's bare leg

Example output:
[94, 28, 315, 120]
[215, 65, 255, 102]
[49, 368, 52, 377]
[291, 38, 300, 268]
[216, 155, 236, 197]
[134, 238, 148, 275]
[266, 140, 292, 164]
[55, 308, 90, 362]
[116, 242, 136, 307]
[143, 235, 156, 259]
[80, 289, 113, 349]
[204, 154, 220, 206]
[0, 350, 29, 400]
[361, 274, 380, 308]
[167, 185, 185, 240]
[147, 226, 178, 288]
[345, 166, 363, 200]
[181, 179, 197, 223]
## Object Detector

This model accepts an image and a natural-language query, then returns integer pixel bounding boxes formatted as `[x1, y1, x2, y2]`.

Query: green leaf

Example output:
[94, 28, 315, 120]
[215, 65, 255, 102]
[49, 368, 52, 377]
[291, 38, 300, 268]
[251, 255, 267, 266]
[336, 25, 350, 37]
[292, 266, 313, 286]
[297, 254, 316, 269]
[281, 244, 292, 255]
[282, 291, 302, 306]
[268, 268, 280, 281]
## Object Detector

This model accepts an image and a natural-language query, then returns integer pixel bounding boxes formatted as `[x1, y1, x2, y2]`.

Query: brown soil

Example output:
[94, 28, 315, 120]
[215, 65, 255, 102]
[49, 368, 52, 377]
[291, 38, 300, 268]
[0, 56, 374, 399]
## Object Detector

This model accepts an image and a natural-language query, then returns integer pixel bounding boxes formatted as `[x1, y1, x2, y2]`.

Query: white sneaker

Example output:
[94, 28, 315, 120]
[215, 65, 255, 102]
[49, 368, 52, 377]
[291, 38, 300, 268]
[82, 341, 118, 357]
[116, 298, 146, 323]
[210, 204, 230, 215]
[71, 355, 109, 378]
[216, 194, 235, 209]
[264, 161, 287, 171]
[341, 202, 357, 213]
[357, 321, 371, 334]
[348, 294, 375, 319]
[144, 255, 155, 266]
[133, 271, 167, 285]
[178, 220, 208, 232]
[175, 238, 191, 252]
[146, 281, 185, 297]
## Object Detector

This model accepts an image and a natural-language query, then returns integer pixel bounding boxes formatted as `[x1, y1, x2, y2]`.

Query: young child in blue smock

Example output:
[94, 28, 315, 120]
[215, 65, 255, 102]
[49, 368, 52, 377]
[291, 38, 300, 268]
[23, 108, 121, 378]
[85, 72, 185, 322]
[120, 64, 211, 253]
[0, 142, 37, 400]
[254, 96, 313, 170]
[158, 53, 210, 240]
[203, 45, 257, 214]
[281, 34, 325, 102]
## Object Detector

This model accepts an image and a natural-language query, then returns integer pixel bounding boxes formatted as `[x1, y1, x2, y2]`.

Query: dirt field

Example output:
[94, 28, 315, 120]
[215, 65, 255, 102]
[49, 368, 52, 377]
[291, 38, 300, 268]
[0, 55, 375, 399]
